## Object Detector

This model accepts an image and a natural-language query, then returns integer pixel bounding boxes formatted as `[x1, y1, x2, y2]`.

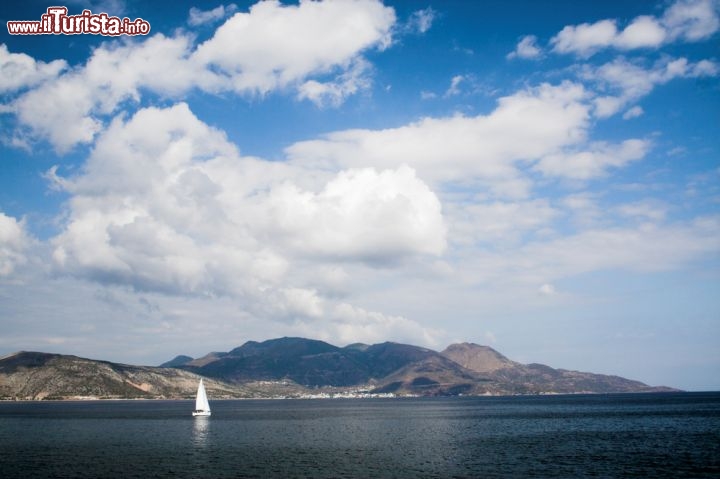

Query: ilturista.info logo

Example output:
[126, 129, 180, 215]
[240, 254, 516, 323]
[7, 6, 151, 36]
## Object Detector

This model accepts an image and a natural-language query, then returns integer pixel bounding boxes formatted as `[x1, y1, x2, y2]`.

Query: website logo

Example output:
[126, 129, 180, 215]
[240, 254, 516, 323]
[7, 7, 151, 36]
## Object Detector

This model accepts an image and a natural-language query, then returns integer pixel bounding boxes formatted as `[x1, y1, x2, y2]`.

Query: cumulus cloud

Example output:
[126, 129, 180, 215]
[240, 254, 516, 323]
[0, 45, 67, 93]
[614, 15, 667, 49]
[41, 101, 447, 347]
[0, 212, 29, 276]
[551, 19, 619, 57]
[50, 103, 445, 298]
[10, 34, 199, 152]
[662, 0, 720, 41]
[191, 0, 395, 95]
[550, 0, 719, 57]
[4, 0, 396, 151]
[258, 165, 446, 261]
[294, 301, 443, 348]
[287, 81, 591, 188]
[507, 35, 542, 59]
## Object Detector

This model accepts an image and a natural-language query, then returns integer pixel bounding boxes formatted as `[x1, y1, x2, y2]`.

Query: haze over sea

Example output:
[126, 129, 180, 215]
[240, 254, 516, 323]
[1, 393, 718, 478]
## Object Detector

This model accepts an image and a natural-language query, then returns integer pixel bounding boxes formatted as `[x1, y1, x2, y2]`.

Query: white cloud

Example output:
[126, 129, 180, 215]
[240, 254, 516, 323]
[550, 0, 719, 57]
[192, 0, 395, 95]
[614, 15, 667, 49]
[444, 75, 464, 96]
[278, 287, 325, 319]
[483, 331, 498, 344]
[561, 192, 604, 228]
[662, 0, 720, 42]
[257, 165, 446, 261]
[405, 7, 436, 34]
[188, 4, 238, 26]
[581, 57, 719, 118]
[0, 45, 67, 93]
[297, 58, 372, 107]
[538, 283, 556, 295]
[448, 199, 558, 247]
[287, 81, 591, 187]
[0, 212, 29, 276]
[691, 59, 720, 76]
[551, 19, 618, 57]
[52, 104, 260, 290]
[520, 217, 720, 279]
[616, 200, 668, 221]
[293, 301, 443, 347]
[9, 34, 198, 152]
[12, 71, 103, 153]
[4, 0, 397, 151]
[459, 216, 720, 287]
[50, 103, 444, 295]
[622, 106, 644, 119]
[535, 139, 650, 180]
[42, 101, 448, 347]
[507, 35, 542, 59]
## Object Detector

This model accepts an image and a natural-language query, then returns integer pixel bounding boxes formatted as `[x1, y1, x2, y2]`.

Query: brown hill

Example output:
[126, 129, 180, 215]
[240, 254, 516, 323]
[371, 353, 484, 396]
[0, 339, 677, 400]
[440, 343, 675, 395]
[441, 343, 517, 373]
[0, 351, 295, 400]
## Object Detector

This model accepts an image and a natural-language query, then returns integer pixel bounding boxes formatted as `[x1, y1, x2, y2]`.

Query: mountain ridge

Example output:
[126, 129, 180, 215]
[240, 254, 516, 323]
[0, 338, 678, 400]
[166, 337, 677, 395]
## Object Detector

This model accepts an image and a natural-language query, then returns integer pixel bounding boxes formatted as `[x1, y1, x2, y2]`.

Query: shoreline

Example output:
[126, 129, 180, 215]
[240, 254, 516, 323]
[1, 389, 694, 402]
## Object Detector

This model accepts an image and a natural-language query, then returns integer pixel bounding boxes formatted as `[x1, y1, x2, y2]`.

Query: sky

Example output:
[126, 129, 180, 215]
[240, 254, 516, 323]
[0, 0, 718, 391]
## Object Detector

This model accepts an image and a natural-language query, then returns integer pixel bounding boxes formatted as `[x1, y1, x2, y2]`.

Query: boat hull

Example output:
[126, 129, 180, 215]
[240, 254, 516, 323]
[192, 410, 211, 417]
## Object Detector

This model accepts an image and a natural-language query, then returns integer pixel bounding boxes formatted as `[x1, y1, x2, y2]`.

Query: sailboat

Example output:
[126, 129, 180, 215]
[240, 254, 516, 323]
[192, 378, 211, 417]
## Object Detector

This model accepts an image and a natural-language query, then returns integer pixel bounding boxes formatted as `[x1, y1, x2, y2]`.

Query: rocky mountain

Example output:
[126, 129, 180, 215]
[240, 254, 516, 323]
[175, 337, 447, 388]
[0, 351, 302, 400]
[439, 343, 667, 395]
[0, 338, 676, 400]
[173, 337, 675, 395]
[159, 355, 194, 368]
[371, 353, 485, 396]
[442, 342, 518, 373]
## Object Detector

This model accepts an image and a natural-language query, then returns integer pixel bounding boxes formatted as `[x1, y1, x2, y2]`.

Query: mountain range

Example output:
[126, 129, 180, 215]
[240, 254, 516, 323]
[0, 337, 675, 400]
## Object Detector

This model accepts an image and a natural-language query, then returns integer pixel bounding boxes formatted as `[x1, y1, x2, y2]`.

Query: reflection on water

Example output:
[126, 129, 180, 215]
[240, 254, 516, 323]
[192, 417, 210, 447]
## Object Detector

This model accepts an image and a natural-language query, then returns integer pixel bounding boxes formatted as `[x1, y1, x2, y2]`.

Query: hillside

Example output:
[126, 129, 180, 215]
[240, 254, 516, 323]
[171, 337, 676, 395]
[0, 338, 676, 400]
[441, 343, 669, 395]
[0, 351, 302, 400]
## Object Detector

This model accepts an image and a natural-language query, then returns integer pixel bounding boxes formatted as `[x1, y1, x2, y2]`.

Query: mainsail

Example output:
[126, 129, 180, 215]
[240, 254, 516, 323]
[193, 378, 211, 416]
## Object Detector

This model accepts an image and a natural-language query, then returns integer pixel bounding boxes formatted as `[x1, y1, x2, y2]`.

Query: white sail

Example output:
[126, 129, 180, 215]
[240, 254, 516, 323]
[192, 379, 211, 416]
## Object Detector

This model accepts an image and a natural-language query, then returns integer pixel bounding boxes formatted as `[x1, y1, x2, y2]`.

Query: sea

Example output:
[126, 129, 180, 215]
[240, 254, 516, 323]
[1, 392, 718, 478]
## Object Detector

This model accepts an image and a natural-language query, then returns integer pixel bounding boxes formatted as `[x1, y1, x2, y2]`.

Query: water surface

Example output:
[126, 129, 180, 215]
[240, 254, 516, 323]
[1, 393, 718, 478]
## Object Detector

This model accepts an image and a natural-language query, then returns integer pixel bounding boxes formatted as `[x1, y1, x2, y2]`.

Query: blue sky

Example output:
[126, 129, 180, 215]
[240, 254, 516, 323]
[1, 0, 718, 391]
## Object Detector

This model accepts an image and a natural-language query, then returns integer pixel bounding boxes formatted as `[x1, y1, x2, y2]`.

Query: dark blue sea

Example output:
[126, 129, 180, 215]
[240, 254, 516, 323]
[1, 392, 718, 478]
